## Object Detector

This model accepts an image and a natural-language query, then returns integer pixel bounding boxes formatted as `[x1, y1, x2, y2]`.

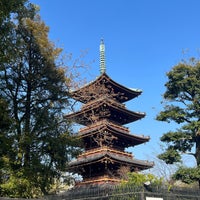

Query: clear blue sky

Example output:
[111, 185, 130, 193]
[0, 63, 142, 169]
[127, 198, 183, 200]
[31, 0, 200, 166]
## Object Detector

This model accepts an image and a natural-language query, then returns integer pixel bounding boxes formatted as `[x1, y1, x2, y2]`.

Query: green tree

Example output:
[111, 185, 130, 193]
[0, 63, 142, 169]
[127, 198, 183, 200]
[172, 166, 200, 185]
[0, 0, 24, 192]
[111, 172, 163, 200]
[122, 172, 163, 188]
[156, 58, 200, 186]
[0, 0, 26, 21]
[0, 2, 80, 197]
[0, 98, 11, 133]
[0, 98, 12, 183]
[0, 0, 27, 64]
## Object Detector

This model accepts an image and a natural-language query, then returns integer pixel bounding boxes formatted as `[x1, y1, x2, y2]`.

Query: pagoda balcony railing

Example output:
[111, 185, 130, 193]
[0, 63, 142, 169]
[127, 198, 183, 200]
[81, 96, 126, 109]
[79, 119, 129, 134]
[76, 175, 121, 186]
[78, 146, 133, 159]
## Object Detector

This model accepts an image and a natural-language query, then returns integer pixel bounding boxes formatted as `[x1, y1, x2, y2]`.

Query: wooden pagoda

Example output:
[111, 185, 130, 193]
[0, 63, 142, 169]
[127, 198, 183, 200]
[66, 40, 153, 186]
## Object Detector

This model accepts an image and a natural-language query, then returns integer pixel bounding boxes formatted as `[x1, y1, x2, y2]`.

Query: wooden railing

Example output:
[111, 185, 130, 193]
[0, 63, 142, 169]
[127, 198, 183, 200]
[76, 175, 121, 186]
[81, 96, 126, 109]
[78, 146, 133, 159]
[79, 119, 129, 133]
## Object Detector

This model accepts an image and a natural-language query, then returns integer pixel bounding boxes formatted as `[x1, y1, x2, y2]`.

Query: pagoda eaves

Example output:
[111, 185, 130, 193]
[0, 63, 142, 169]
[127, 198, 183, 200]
[78, 120, 150, 148]
[70, 73, 142, 104]
[65, 97, 145, 126]
[69, 151, 153, 172]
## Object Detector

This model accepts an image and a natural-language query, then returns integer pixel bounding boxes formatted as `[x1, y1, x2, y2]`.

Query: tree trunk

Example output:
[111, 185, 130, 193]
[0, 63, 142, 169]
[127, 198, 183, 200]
[195, 130, 200, 163]
[24, 78, 32, 167]
[195, 133, 200, 189]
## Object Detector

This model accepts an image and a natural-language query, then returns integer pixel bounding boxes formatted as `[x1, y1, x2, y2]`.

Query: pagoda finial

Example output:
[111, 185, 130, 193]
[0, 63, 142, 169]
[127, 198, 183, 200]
[99, 39, 106, 74]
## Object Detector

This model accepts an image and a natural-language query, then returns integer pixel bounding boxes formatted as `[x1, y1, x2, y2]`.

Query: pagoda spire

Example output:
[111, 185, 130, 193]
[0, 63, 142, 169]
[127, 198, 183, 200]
[100, 39, 106, 74]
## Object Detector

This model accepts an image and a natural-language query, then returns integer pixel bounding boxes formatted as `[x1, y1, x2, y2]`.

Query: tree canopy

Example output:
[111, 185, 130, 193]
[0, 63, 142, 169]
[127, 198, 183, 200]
[122, 172, 163, 188]
[156, 58, 200, 186]
[0, 1, 80, 197]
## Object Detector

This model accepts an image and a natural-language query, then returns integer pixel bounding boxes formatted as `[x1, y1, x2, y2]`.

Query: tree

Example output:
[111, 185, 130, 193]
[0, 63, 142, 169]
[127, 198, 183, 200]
[156, 58, 200, 186]
[0, 98, 12, 182]
[0, 0, 27, 63]
[0, 98, 11, 133]
[147, 151, 179, 185]
[0, 2, 80, 197]
[0, 0, 26, 21]
[123, 172, 163, 187]
[0, 0, 25, 192]
[172, 166, 200, 186]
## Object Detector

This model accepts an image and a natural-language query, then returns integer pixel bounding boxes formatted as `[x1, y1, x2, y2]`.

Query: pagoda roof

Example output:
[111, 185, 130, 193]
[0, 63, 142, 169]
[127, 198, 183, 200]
[79, 120, 149, 147]
[70, 73, 142, 103]
[69, 151, 154, 171]
[65, 97, 145, 126]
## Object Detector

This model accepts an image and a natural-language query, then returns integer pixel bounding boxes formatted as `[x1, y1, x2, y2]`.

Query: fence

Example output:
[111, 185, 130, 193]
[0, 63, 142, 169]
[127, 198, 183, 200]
[54, 185, 200, 200]
[1, 185, 200, 200]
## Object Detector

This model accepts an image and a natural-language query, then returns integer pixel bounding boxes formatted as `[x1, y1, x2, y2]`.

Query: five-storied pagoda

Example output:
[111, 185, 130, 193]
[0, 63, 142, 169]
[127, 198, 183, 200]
[66, 40, 153, 187]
